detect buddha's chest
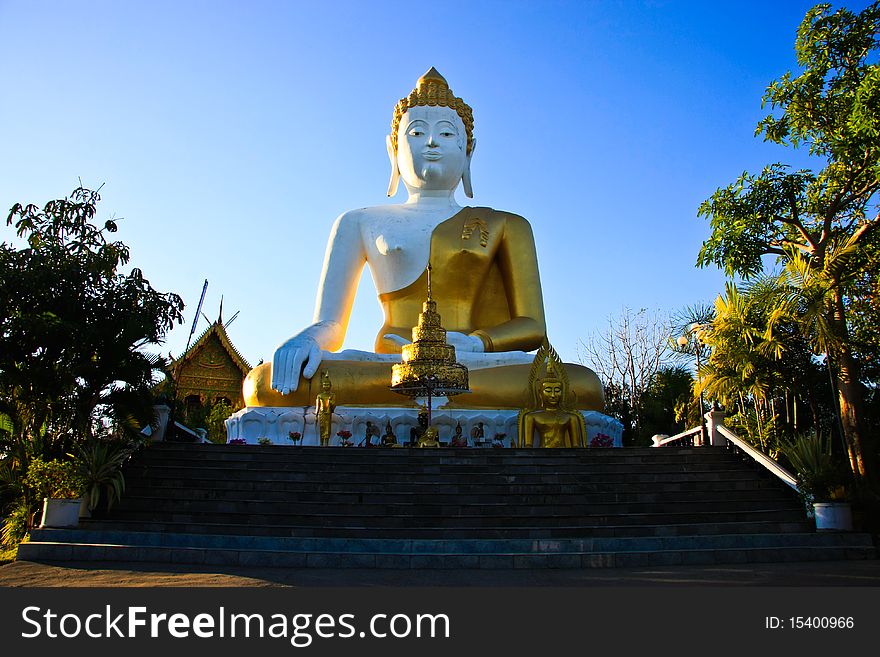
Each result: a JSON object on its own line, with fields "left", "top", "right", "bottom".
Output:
{"left": 362, "top": 210, "right": 501, "bottom": 292}
{"left": 365, "top": 216, "right": 434, "bottom": 263}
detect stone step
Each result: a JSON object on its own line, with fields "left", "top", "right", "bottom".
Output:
{"left": 125, "top": 464, "right": 771, "bottom": 483}
{"left": 18, "top": 529, "right": 875, "bottom": 569}
{"left": 113, "top": 494, "right": 801, "bottom": 517}
{"left": 126, "top": 472, "right": 779, "bottom": 494}
{"left": 88, "top": 506, "right": 806, "bottom": 528}
{"left": 27, "top": 527, "right": 873, "bottom": 554}
{"left": 131, "top": 451, "right": 743, "bottom": 467}
{"left": 140, "top": 444, "right": 733, "bottom": 460}
{"left": 134, "top": 448, "right": 742, "bottom": 466}
{"left": 124, "top": 484, "right": 793, "bottom": 505}
{"left": 74, "top": 518, "right": 814, "bottom": 539}
{"left": 126, "top": 478, "right": 793, "bottom": 499}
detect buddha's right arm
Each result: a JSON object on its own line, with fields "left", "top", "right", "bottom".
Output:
{"left": 271, "top": 212, "right": 366, "bottom": 394}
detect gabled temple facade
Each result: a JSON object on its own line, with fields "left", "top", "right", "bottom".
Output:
{"left": 169, "top": 321, "right": 251, "bottom": 411}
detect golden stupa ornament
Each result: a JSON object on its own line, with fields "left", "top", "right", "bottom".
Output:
{"left": 390, "top": 264, "right": 469, "bottom": 428}
{"left": 390, "top": 67, "right": 475, "bottom": 156}
{"left": 517, "top": 338, "right": 586, "bottom": 448}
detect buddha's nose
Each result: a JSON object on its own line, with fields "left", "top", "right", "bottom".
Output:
{"left": 427, "top": 133, "right": 438, "bottom": 147}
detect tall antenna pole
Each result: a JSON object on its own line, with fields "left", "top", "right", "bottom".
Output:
{"left": 184, "top": 279, "right": 209, "bottom": 356}
{"left": 171, "top": 279, "right": 209, "bottom": 413}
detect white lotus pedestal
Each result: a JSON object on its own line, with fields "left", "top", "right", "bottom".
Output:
{"left": 227, "top": 406, "right": 623, "bottom": 448}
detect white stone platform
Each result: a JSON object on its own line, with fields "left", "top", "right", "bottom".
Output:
{"left": 226, "top": 405, "right": 623, "bottom": 447}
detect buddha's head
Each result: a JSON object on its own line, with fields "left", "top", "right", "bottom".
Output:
{"left": 539, "top": 378, "right": 564, "bottom": 410}
{"left": 320, "top": 370, "right": 332, "bottom": 392}
{"left": 387, "top": 67, "right": 475, "bottom": 199}
{"left": 539, "top": 359, "right": 567, "bottom": 409}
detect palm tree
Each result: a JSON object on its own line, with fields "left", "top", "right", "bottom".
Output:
{"left": 748, "top": 244, "right": 863, "bottom": 477}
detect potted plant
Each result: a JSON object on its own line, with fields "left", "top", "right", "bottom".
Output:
{"left": 24, "top": 458, "right": 86, "bottom": 528}
{"left": 74, "top": 439, "right": 131, "bottom": 514}
{"left": 780, "top": 432, "right": 852, "bottom": 531}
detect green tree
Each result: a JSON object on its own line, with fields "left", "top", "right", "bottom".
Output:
{"left": 639, "top": 366, "right": 695, "bottom": 443}
{"left": 205, "top": 400, "right": 233, "bottom": 444}
{"left": 1, "top": 186, "right": 184, "bottom": 445}
{"left": 1, "top": 186, "right": 184, "bottom": 540}
{"left": 698, "top": 283, "right": 829, "bottom": 457}
{"left": 697, "top": 3, "right": 880, "bottom": 484}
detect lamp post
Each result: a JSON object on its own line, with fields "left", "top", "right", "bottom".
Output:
{"left": 678, "top": 326, "right": 708, "bottom": 447}
{"left": 421, "top": 373, "right": 439, "bottom": 428}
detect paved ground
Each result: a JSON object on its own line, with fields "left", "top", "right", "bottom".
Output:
{"left": 3, "top": 558, "right": 880, "bottom": 587}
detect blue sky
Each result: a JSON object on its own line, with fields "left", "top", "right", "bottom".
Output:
{"left": 0, "top": 0, "right": 859, "bottom": 366}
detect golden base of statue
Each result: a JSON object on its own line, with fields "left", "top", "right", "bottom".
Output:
{"left": 244, "top": 359, "right": 602, "bottom": 411}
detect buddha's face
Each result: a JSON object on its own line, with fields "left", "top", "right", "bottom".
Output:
{"left": 396, "top": 105, "right": 468, "bottom": 192}
{"left": 540, "top": 381, "right": 563, "bottom": 409}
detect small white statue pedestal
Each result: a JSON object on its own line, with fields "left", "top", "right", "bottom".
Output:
{"left": 226, "top": 405, "right": 623, "bottom": 447}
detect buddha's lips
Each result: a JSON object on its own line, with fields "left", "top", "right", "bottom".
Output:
{"left": 422, "top": 152, "right": 442, "bottom": 160}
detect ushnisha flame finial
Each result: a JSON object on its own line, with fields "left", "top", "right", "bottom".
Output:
{"left": 390, "top": 67, "right": 474, "bottom": 156}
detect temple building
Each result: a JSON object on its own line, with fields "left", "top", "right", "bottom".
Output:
{"left": 169, "top": 319, "right": 251, "bottom": 414}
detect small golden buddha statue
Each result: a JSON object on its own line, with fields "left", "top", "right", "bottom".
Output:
{"left": 517, "top": 341, "right": 587, "bottom": 448}
{"left": 418, "top": 426, "right": 441, "bottom": 448}
{"left": 314, "top": 370, "right": 336, "bottom": 446}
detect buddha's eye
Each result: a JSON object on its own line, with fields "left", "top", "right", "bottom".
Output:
{"left": 408, "top": 129, "right": 424, "bottom": 137}
{"left": 440, "top": 131, "right": 454, "bottom": 137}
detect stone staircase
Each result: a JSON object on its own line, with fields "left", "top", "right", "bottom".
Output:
{"left": 18, "top": 443, "right": 876, "bottom": 568}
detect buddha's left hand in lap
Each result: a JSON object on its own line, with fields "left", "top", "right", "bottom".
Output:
{"left": 382, "top": 331, "right": 484, "bottom": 353}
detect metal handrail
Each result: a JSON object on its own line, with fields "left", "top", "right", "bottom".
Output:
{"left": 652, "top": 426, "right": 701, "bottom": 447}
{"left": 717, "top": 425, "right": 800, "bottom": 492}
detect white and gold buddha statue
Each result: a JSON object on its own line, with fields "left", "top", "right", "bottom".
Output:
{"left": 241, "top": 67, "right": 603, "bottom": 413}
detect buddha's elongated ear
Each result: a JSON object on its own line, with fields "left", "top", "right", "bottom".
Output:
{"left": 462, "top": 138, "right": 476, "bottom": 198}
{"left": 386, "top": 134, "right": 400, "bottom": 197}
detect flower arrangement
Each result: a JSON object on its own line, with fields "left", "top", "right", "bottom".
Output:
{"left": 229, "top": 438, "right": 247, "bottom": 445}
{"left": 288, "top": 431, "right": 302, "bottom": 445}
{"left": 257, "top": 437, "right": 272, "bottom": 446}
{"left": 590, "top": 433, "right": 613, "bottom": 448}
{"left": 336, "top": 430, "right": 353, "bottom": 447}
{"left": 492, "top": 433, "right": 507, "bottom": 448}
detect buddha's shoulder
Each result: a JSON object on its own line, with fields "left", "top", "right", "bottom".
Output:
{"left": 468, "top": 206, "right": 532, "bottom": 226}
{"left": 467, "top": 207, "right": 535, "bottom": 237}
{"left": 331, "top": 204, "right": 420, "bottom": 224}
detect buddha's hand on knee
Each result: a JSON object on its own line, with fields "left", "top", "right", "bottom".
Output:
{"left": 271, "top": 335, "right": 322, "bottom": 395}
{"left": 447, "top": 332, "right": 484, "bottom": 352}
{"left": 382, "top": 334, "right": 410, "bottom": 350}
